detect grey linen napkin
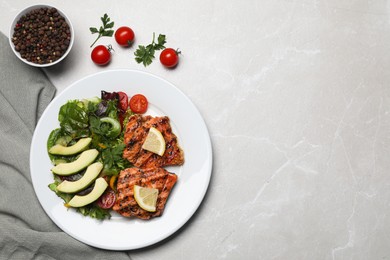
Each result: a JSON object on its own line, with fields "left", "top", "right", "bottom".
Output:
{"left": 0, "top": 32, "right": 131, "bottom": 259}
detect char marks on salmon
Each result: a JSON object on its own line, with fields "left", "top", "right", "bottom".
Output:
{"left": 113, "top": 167, "right": 178, "bottom": 219}
{"left": 123, "top": 114, "right": 184, "bottom": 168}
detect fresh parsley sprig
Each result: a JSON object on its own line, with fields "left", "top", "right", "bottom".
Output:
{"left": 89, "top": 13, "right": 115, "bottom": 48}
{"left": 134, "top": 33, "right": 166, "bottom": 66}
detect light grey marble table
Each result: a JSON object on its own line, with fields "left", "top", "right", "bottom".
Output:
{"left": 2, "top": 0, "right": 390, "bottom": 259}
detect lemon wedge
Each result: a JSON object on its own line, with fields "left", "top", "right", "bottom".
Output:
{"left": 142, "top": 127, "right": 166, "bottom": 156}
{"left": 133, "top": 185, "right": 159, "bottom": 212}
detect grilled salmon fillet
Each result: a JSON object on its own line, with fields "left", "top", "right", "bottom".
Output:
{"left": 113, "top": 167, "right": 178, "bottom": 219}
{"left": 123, "top": 115, "right": 184, "bottom": 168}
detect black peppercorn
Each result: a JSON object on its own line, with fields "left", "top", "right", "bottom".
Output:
{"left": 12, "top": 7, "right": 71, "bottom": 65}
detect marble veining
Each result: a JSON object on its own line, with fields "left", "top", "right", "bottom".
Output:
{"left": 2, "top": 0, "right": 390, "bottom": 259}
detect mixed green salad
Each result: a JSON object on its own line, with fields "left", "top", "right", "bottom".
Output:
{"left": 47, "top": 91, "right": 138, "bottom": 220}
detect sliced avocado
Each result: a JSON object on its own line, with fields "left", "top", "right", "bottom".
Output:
{"left": 67, "top": 177, "right": 108, "bottom": 207}
{"left": 56, "top": 162, "right": 103, "bottom": 193}
{"left": 51, "top": 149, "right": 99, "bottom": 176}
{"left": 49, "top": 137, "right": 92, "bottom": 155}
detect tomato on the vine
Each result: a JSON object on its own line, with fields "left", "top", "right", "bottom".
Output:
{"left": 115, "top": 26, "right": 135, "bottom": 47}
{"left": 91, "top": 45, "right": 112, "bottom": 65}
{"left": 129, "top": 94, "right": 148, "bottom": 114}
{"left": 160, "top": 48, "right": 180, "bottom": 68}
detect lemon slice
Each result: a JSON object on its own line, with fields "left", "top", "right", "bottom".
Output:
{"left": 133, "top": 185, "right": 159, "bottom": 212}
{"left": 142, "top": 127, "right": 166, "bottom": 156}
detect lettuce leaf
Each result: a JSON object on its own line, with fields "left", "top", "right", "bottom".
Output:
{"left": 58, "top": 100, "right": 90, "bottom": 138}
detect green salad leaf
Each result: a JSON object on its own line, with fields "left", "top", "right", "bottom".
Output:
{"left": 77, "top": 205, "right": 111, "bottom": 220}
{"left": 47, "top": 128, "right": 78, "bottom": 164}
{"left": 101, "top": 142, "right": 131, "bottom": 176}
{"left": 58, "top": 101, "right": 90, "bottom": 138}
{"left": 47, "top": 93, "right": 134, "bottom": 220}
{"left": 48, "top": 179, "right": 73, "bottom": 204}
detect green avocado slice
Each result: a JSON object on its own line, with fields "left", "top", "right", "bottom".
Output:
{"left": 67, "top": 177, "right": 108, "bottom": 207}
{"left": 56, "top": 162, "right": 103, "bottom": 193}
{"left": 49, "top": 137, "right": 92, "bottom": 155}
{"left": 51, "top": 149, "right": 99, "bottom": 176}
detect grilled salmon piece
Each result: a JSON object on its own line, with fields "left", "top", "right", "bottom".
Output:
{"left": 113, "top": 167, "right": 178, "bottom": 219}
{"left": 123, "top": 115, "right": 184, "bottom": 168}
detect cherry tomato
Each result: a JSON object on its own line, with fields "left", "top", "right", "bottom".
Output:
{"left": 118, "top": 113, "right": 126, "bottom": 129}
{"left": 160, "top": 48, "right": 180, "bottom": 68}
{"left": 115, "top": 26, "right": 135, "bottom": 47}
{"left": 129, "top": 94, "right": 148, "bottom": 114}
{"left": 91, "top": 45, "right": 112, "bottom": 65}
{"left": 117, "top": 91, "right": 129, "bottom": 112}
{"left": 97, "top": 188, "right": 116, "bottom": 209}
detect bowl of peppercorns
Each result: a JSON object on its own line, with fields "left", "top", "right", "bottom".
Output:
{"left": 9, "top": 4, "right": 74, "bottom": 67}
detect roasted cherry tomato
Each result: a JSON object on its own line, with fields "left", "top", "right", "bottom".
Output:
{"left": 117, "top": 91, "right": 129, "bottom": 112}
{"left": 97, "top": 188, "right": 116, "bottom": 209}
{"left": 160, "top": 48, "right": 180, "bottom": 68}
{"left": 129, "top": 94, "right": 148, "bottom": 114}
{"left": 91, "top": 45, "right": 112, "bottom": 65}
{"left": 115, "top": 26, "right": 135, "bottom": 47}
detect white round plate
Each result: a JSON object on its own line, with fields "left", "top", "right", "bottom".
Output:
{"left": 30, "top": 69, "right": 212, "bottom": 250}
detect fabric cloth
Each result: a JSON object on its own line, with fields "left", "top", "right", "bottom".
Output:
{"left": 0, "top": 32, "right": 131, "bottom": 259}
